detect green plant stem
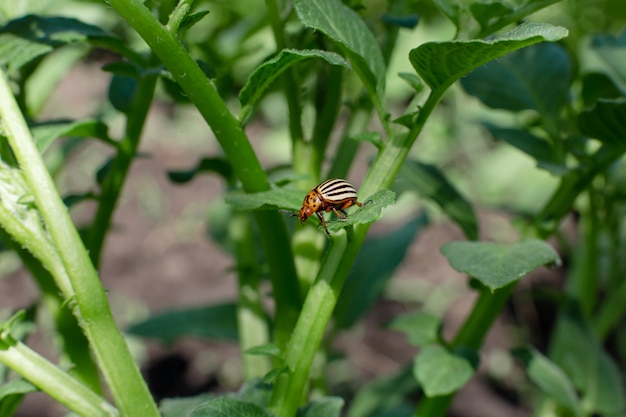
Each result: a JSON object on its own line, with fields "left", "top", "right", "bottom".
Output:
{"left": 326, "top": 101, "right": 372, "bottom": 179}
{"left": 264, "top": 0, "right": 309, "bottom": 181}
{"left": 0, "top": 341, "right": 117, "bottom": 417}
{"left": 269, "top": 230, "right": 351, "bottom": 417}
{"left": 104, "top": 0, "right": 301, "bottom": 346}
{"left": 271, "top": 90, "right": 440, "bottom": 417}
{"left": 593, "top": 275, "right": 626, "bottom": 339}
{"left": 88, "top": 62, "right": 158, "bottom": 268}
{"left": 0, "top": 69, "right": 160, "bottom": 417}
{"left": 230, "top": 211, "right": 271, "bottom": 380}
{"left": 310, "top": 65, "right": 343, "bottom": 178}
{"left": 567, "top": 193, "right": 599, "bottom": 315}
{"left": 533, "top": 144, "right": 626, "bottom": 238}
{"left": 414, "top": 283, "right": 516, "bottom": 417}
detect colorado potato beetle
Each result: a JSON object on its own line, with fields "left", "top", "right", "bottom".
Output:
{"left": 295, "top": 178, "right": 365, "bottom": 236}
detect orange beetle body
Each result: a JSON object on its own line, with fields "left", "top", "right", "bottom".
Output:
{"left": 297, "top": 178, "right": 364, "bottom": 236}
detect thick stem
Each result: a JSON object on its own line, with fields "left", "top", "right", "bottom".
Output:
{"left": 0, "top": 69, "right": 159, "bottom": 417}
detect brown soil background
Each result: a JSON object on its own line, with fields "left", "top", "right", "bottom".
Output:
{"left": 0, "top": 63, "right": 562, "bottom": 417}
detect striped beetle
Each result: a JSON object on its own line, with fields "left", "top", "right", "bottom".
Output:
{"left": 294, "top": 178, "right": 365, "bottom": 236}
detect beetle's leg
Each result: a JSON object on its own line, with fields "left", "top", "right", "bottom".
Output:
{"left": 316, "top": 212, "right": 331, "bottom": 236}
{"left": 332, "top": 207, "right": 348, "bottom": 221}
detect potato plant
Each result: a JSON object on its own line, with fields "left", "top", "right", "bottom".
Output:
{"left": 0, "top": 0, "right": 624, "bottom": 417}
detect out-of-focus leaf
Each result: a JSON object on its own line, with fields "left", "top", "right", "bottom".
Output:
{"left": 581, "top": 73, "right": 624, "bottom": 107}
{"left": 381, "top": 14, "right": 419, "bottom": 29}
{"left": 180, "top": 11, "right": 211, "bottom": 33}
{"left": 388, "top": 311, "right": 441, "bottom": 347}
{"left": 294, "top": 0, "right": 386, "bottom": 100}
{"left": 63, "top": 192, "right": 96, "bottom": 209}
{"left": 299, "top": 397, "right": 344, "bottom": 417}
{"left": 96, "top": 157, "right": 114, "bottom": 186}
{"left": 410, "top": 22, "right": 568, "bottom": 95}
{"left": 398, "top": 72, "right": 424, "bottom": 94}
{"left": 126, "top": 303, "right": 238, "bottom": 343}
{"left": 591, "top": 30, "right": 626, "bottom": 84}
{"left": 483, "top": 124, "right": 568, "bottom": 175}
{"left": 513, "top": 347, "right": 581, "bottom": 417}
{"left": 431, "top": 0, "right": 460, "bottom": 28}
{"left": 577, "top": 99, "right": 626, "bottom": 146}
{"left": 441, "top": 239, "right": 560, "bottom": 291}
{"left": 160, "top": 394, "right": 215, "bottom": 417}
{"left": 188, "top": 397, "right": 274, "bottom": 417}
{"left": 168, "top": 157, "right": 233, "bottom": 183}
{"left": 245, "top": 344, "right": 283, "bottom": 362}
{"left": 470, "top": 2, "right": 513, "bottom": 31}
{"left": 239, "top": 49, "right": 350, "bottom": 109}
{"left": 347, "top": 366, "right": 417, "bottom": 417}
{"left": 108, "top": 74, "right": 137, "bottom": 114}
{"left": 0, "top": 15, "right": 133, "bottom": 74}
{"left": 551, "top": 304, "right": 625, "bottom": 416}
{"left": 0, "top": 379, "right": 36, "bottom": 416}
{"left": 413, "top": 345, "right": 475, "bottom": 396}
{"left": 31, "top": 119, "right": 114, "bottom": 152}
{"left": 461, "top": 42, "right": 571, "bottom": 119}
{"left": 397, "top": 160, "right": 478, "bottom": 240}
{"left": 334, "top": 214, "right": 427, "bottom": 328}
{"left": 470, "top": 0, "right": 562, "bottom": 36}
{"left": 349, "top": 132, "right": 383, "bottom": 149}
{"left": 236, "top": 380, "right": 273, "bottom": 409}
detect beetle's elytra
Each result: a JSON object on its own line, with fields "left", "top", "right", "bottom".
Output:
{"left": 295, "top": 178, "right": 364, "bottom": 236}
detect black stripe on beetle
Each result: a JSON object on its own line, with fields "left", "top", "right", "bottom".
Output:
{"left": 293, "top": 178, "right": 364, "bottom": 237}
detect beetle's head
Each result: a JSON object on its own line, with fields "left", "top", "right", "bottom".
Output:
{"left": 297, "top": 205, "right": 313, "bottom": 223}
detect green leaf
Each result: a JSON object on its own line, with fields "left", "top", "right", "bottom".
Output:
{"left": 470, "top": 0, "right": 562, "bottom": 37}
{"left": 0, "top": 379, "right": 36, "bottom": 416}
{"left": 160, "top": 394, "right": 216, "bottom": 417}
{"left": 397, "top": 160, "right": 478, "bottom": 240}
{"left": 577, "top": 99, "right": 626, "bottom": 146}
{"left": 551, "top": 304, "right": 625, "bottom": 415}
{"left": 189, "top": 397, "right": 275, "bottom": 417}
{"left": 239, "top": 49, "right": 350, "bottom": 109}
{"left": 388, "top": 311, "right": 441, "bottom": 347}
{"left": 299, "top": 397, "right": 344, "bottom": 417}
{"left": 334, "top": 214, "right": 427, "bottom": 329}
{"left": 441, "top": 239, "right": 560, "bottom": 291}
{"left": 410, "top": 22, "right": 568, "bottom": 95}
{"left": 326, "top": 189, "right": 396, "bottom": 232}
{"left": 108, "top": 74, "right": 137, "bottom": 114}
{"left": 236, "top": 380, "right": 273, "bottom": 408}
{"left": 126, "top": 303, "right": 238, "bottom": 343}
{"left": 398, "top": 72, "right": 424, "bottom": 94}
{"left": 294, "top": 0, "right": 386, "bottom": 100}
{"left": 225, "top": 187, "right": 304, "bottom": 211}
{"left": 513, "top": 347, "right": 581, "bottom": 417}
{"left": 347, "top": 366, "right": 417, "bottom": 417}
{"left": 470, "top": 2, "right": 513, "bottom": 31}
{"left": 349, "top": 132, "right": 383, "bottom": 149}
{"left": 245, "top": 344, "right": 283, "bottom": 362}
{"left": 262, "top": 366, "right": 289, "bottom": 385}
{"left": 581, "top": 73, "right": 624, "bottom": 107}
{"left": 460, "top": 42, "right": 571, "bottom": 118}
{"left": 180, "top": 11, "right": 211, "bottom": 33}
{"left": 413, "top": 345, "right": 475, "bottom": 397}
{"left": 483, "top": 124, "right": 568, "bottom": 175}
{"left": 431, "top": 0, "right": 460, "bottom": 28}
{"left": 0, "top": 15, "right": 117, "bottom": 74}
{"left": 31, "top": 119, "right": 114, "bottom": 153}
{"left": 168, "top": 157, "right": 233, "bottom": 183}
{"left": 591, "top": 30, "right": 626, "bottom": 84}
